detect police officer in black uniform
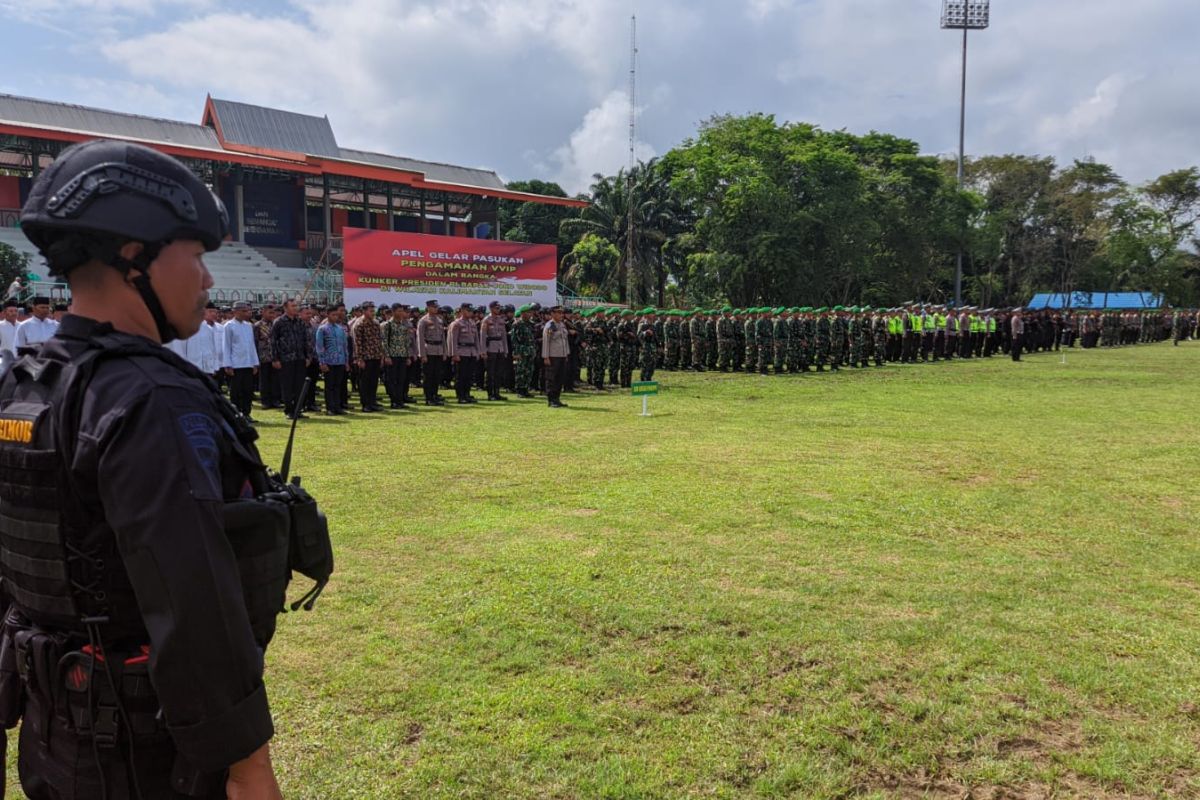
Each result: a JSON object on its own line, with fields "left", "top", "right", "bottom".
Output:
{"left": 0, "top": 140, "right": 331, "bottom": 799}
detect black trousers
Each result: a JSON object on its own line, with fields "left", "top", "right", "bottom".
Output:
{"left": 423, "top": 356, "right": 444, "bottom": 403}
{"left": 229, "top": 367, "right": 255, "bottom": 416}
{"left": 279, "top": 360, "right": 307, "bottom": 415}
{"left": 546, "top": 356, "right": 569, "bottom": 403}
{"left": 454, "top": 357, "right": 476, "bottom": 400}
{"left": 323, "top": 364, "right": 346, "bottom": 412}
{"left": 385, "top": 359, "right": 410, "bottom": 405}
{"left": 486, "top": 352, "right": 505, "bottom": 398}
{"left": 359, "top": 358, "right": 381, "bottom": 409}
{"left": 258, "top": 360, "right": 280, "bottom": 408}
{"left": 1011, "top": 335, "right": 1022, "bottom": 361}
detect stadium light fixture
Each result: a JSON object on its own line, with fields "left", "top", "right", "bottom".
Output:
{"left": 941, "top": 0, "right": 990, "bottom": 307}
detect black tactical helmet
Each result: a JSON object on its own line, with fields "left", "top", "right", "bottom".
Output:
{"left": 21, "top": 139, "right": 228, "bottom": 274}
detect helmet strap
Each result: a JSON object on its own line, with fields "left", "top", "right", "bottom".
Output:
{"left": 111, "top": 243, "right": 180, "bottom": 344}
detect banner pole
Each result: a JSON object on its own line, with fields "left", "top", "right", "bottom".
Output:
{"left": 641, "top": 395, "right": 650, "bottom": 417}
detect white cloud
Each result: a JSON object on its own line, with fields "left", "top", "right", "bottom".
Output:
{"left": 551, "top": 90, "right": 656, "bottom": 194}
{"left": 1036, "top": 73, "right": 1134, "bottom": 144}
{"left": 3, "top": 0, "right": 1194, "bottom": 194}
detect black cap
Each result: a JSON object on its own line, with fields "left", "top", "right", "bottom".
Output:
{"left": 53, "top": 304, "right": 69, "bottom": 312}
{"left": 204, "top": 301, "right": 217, "bottom": 310}
{"left": 31, "top": 296, "right": 50, "bottom": 305}
{"left": 2, "top": 299, "right": 18, "bottom": 309}
{"left": 426, "top": 299, "right": 439, "bottom": 307}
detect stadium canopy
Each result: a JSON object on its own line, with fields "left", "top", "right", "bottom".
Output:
{"left": 1026, "top": 291, "right": 1163, "bottom": 310}
{"left": 0, "top": 92, "right": 586, "bottom": 253}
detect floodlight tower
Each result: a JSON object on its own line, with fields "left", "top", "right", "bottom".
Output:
{"left": 941, "top": 0, "right": 989, "bottom": 307}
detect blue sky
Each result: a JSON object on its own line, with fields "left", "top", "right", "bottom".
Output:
{"left": 1, "top": 0, "right": 1196, "bottom": 194}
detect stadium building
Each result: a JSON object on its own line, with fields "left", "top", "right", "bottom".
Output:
{"left": 0, "top": 93, "right": 585, "bottom": 304}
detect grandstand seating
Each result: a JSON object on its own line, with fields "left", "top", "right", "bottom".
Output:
{"left": 0, "top": 226, "right": 316, "bottom": 303}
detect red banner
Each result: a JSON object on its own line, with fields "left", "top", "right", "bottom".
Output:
{"left": 343, "top": 228, "right": 556, "bottom": 290}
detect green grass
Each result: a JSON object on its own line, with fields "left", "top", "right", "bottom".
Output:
{"left": 15, "top": 344, "right": 1200, "bottom": 798}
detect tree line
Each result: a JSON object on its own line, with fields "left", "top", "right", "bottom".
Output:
{"left": 499, "top": 114, "right": 1200, "bottom": 308}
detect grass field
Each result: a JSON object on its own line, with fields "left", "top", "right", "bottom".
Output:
{"left": 14, "top": 344, "right": 1200, "bottom": 799}
{"left": 245, "top": 342, "right": 1200, "bottom": 799}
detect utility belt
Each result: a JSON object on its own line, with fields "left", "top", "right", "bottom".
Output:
{"left": 0, "top": 609, "right": 160, "bottom": 745}
{"left": 456, "top": 341, "right": 476, "bottom": 348}
{"left": 486, "top": 337, "right": 503, "bottom": 343}
{"left": 423, "top": 339, "right": 443, "bottom": 345}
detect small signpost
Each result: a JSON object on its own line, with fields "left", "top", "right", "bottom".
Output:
{"left": 631, "top": 381, "right": 658, "bottom": 416}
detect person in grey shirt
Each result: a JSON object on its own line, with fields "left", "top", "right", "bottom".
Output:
{"left": 1010, "top": 308, "right": 1025, "bottom": 362}
{"left": 542, "top": 305, "right": 571, "bottom": 408}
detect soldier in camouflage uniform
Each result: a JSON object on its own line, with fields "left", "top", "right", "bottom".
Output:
{"left": 688, "top": 310, "right": 707, "bottom": 371}
{"left": 653, "top": 313, "right": 666, "bottom": 367}
{"left": 785, "top": 308, "right": 801, "bottom": 373}
{"left": 872, "top": 309, "right": 888, "bottom": 367}
{"left": 755, "top": 308, "right": 773, "bottom": 374}
{"left": 732, "top": 310, "right": 746, "bottom": 371}
{"left": 853, "top": 307, "right": 871, "bottom": 368}
{"left": 744, "top": 310, "right": 758, "bottom": 373}
{"left": 608, "top": 312, "right": 622, "bottom": 384}
{"left": 511, "top": 304, "right": 538, "bottom": 397}
{"left": 638, "top": 309, "right": 659, "bottom": 381}
{"left": 772, "top": 307, "right": 789, "bottom": 373}
{"left": 704, "top": 311, "right": 718, "bottom": 370}
{"left": 716, "top": 306, "right": 736, "bottom": 371}
{"left": 815, "top": 307, "right": 835, "bottom": 371}
{"left": 617, "top": 309, "right": 638, "bottom": 387}
{"left": 830, "top": 306, "right": 847, "bottom": 368}
{"left": 678, "top": 310, "right": 691, "bottom": 371}
{"left": 585, "top": 308, "right": 610, "bottom": 389}
{"left": 663, "top": 311, "right": 680, "bottom": 369}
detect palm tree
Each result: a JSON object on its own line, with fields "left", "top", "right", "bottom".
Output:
{"left": 560, "top": 159, "right": 684, "bottom": 305}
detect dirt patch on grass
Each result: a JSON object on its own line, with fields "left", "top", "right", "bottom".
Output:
{"left": 569, "top": 507, "right": 600, "bottom": 517}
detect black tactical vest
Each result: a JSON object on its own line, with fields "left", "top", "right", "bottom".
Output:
{"left": 0, "top": 331, "right": 329, "bottom": 648}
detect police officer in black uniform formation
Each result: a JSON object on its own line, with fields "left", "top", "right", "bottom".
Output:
{"left": 0, "top": 140, "right": 333, "bottom": 798}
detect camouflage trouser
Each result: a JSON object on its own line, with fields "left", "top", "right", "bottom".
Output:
{"left": 610, "top": 345, "right": 621, "bottom": 384}
{"left": 717, "top": 339, "right": 734, "bottom": 370}
{"left": 691, "top": 340, "right": 706, "bottom": 368}
{"left": 665, "top": 341, "right": 679, "bottom": 370}
{"left": 773, "top": 341, "right": 787, "bottom": 372}
{"left": 815, "top": 337, "right": 830, "bottom": 368}
{"left": 874, "top": 334, "right": 887, "bottom": 365}
{"left": 830, "top": 338, "right": 844, "bottom": 367}
{"left": 757, "top": 343, "right": 772, "bottom": 372}
{"left": 620, "top": 344, "right": 637, "bottom": 387}
{"left": 733, "top": 339, "right": 744, "bottom": 369}
{"left": 786, "top": 340, "right": 800, "bottom": 372}
{"left": 797, "top": 339, "right": 811, "bottom": 370}
{"left": 852, "top": 338, "right": 866, "bottom": 366}
{"left": 589, "top": 346, "right": 607, "bottom": 387}
{"left": 744, "top": 342, "right": 757, "bottom": 372}
{"left": 640, "top": 346, "right": 656, "bottom": 382}
{"left": 515, "top": 350, "right": 536, "bottom": 393}
{"left": 706, "top": 341, "right": 717, "bottom": 369}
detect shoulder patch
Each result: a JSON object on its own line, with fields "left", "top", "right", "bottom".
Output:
{"left": 178, "top": 412, "right": 219, "bottom": 473}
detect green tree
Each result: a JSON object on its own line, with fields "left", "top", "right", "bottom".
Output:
{"left": 0, "top": 242, "right": 30, "bottom": 297}
{"left": 560, "top": 233, "right": 620, "bottom": 298}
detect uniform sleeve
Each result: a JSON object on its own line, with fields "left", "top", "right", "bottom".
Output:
{"left": 416, "top": 319, "right": 427, "bottom": 358}
{"left": 93, "top": 387, "right": 272, "bottom": 772}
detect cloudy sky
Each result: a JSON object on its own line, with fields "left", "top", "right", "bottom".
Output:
{"left": 1, "top": 0, "right": 1196, "bottom": 194}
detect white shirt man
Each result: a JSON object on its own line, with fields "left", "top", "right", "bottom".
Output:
{"left": 182, "top": 304, "right": 222, "bottom": 374}
{"left": 222, "top": 307, "right": 259, "bottom": 371}
{"left": 14, "top": 297, "right": 57, "bottom": 350}
{"left": 0, "top": 301, "right": 20, "bottom": 355}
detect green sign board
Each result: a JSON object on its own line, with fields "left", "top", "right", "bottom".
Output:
{"left": 631, "top": 381, "right": 659, "bottom": 396}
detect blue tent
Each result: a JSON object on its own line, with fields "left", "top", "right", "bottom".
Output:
{"left": 1026, "top": 291, "right": 1162, "bottom": 310}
